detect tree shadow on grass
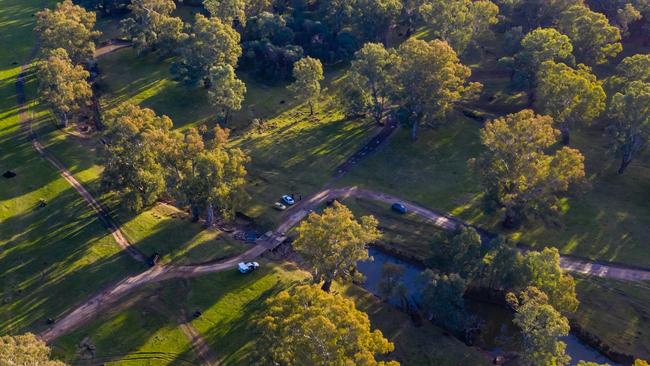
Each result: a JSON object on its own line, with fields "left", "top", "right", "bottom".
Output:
{"left": 0, "top": 183, "right": 145, "bottom": 334}
{"left": 52, "top": 283, "right": 199, "bottom": 366}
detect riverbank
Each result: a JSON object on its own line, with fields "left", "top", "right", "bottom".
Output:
{"left": 357, "top": 246, "right": 620, "bottom": 365}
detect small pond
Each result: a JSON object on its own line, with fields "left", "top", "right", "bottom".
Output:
{"left": 357, "top": 247, "right": 619, "bottom": 366}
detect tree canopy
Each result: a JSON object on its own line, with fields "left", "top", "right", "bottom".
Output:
{"left": 0, "top": 333, "right": 67, "bottom": 366}
{"left": 393, "top": 38, "right": 480, "bottom": 139}
{"left": 524, "top": 247, "right": 580, "bottom": 314}
{"left": 557, "top": 4, "right": 623, "bottom": 65}
{"left": 508, "top": 287, "right": 571, "bottom": 366}
{"left": 514, "top": 28, "right": 574, "bottom": 88}
{"left": 35, "top": 0, "right": 101, "bottom": 64}
{"left": 419, "top": 0, "right": 499, "bottom": 54}
{"left": 607, "top": 80, "right": 650, "bottom": 174}
{"left": 256, "top": 285, "right": 398, "bottom": 365}
{"left": 101, "top": 103, "right": 172, "bottom": 211}
{"left": 288, "top": 56, "right": 324, "bottom": 115}
{"left": 121, "top": 0, "right": 187, "bottom": 55}
{"left": 177, "top": 126, "right": 249, "bottom": 223}
{"left": 293, "top": 201, "right": 380, "bottom": 292}
{"left": 419, "top": 270, "right": 468, "bottom": 334}
{"left": 204, "top": 0, "right": 247, "bottom": 26}
{"left": 208, "top": 64, "right": 247, "bottom": 124}
{"left": 605, "top": 53, "right": 650, "bottom": 95}
{"left": 535, "top": 61, "right": 606, "bottom": 144}
{"left": 476, "top": 109, "right": 586, "bottom": 227}
{"left": 346, "top": 43, "right": 398, "bottom": 124}
{"left": 429, "top": 226, "right": 483, "bottom": 279}
{"left": 37, "top": 48, "right": 93, "bottom": 127}
{"left": 171, "top": 13, "right": 242, "bottom": 86}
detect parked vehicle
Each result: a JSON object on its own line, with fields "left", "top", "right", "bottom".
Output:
{"left": 391, "top": 203, "right": 407, "bottom": 214}
{"left": 238, "top": 261, "right": 260, "bottom": 273}
{"left": 281, "top": 195, "right": 295, "bottom": 205}
{"left": 273, "top": 202, "right": 287, "bottom": 211}
{"left": 147, "top": 252, "right": 160, "bottom": 267}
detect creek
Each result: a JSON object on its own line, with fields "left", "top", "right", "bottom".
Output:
{"left": 356, "top": 246, "right": 619, "bottom": 366}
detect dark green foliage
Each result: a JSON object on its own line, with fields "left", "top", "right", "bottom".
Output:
{"left": 428, "top": 226, "right": 482, "bottom": 279}
{"left": 419, "top": 270, "right": 468, "bottom": 334}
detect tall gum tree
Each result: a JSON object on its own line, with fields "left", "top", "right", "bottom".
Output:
{"left": 607, "top": 80, "right": 650, "bottom": 174}
{"left": 474, "top": 110, "right": 586, "bottom": 228}
{"left": 288, "top": 56, "right": 324, "bottom": 115}
{"left": 293, "top": 202, "right": 380, "bottom": 292}
{"left": 393, "top": 38, "right": 480, "bottom": 140}
{"left": 121, "top": 0, "right": 187, "bottom": 55}
{"left": 535, "top": 61, "right": 606, "bottom": 144}
{"left": 171, "top": 13, "right": 242, "bottom": 86}
{"left": 256, "top": 285, "right": 399, "bottom": 365}
{"left": 35, "top": 0, "right": 101, "bottom": 65}
{"left": 557, "top": 4, "right": 622, "bottom": 65}
{"left": 37, "top": 48, "right": 93, "bottom": 128}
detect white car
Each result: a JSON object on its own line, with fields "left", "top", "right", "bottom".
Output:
{"left": 238, "top": 261, "right": 260, "bottom": 273}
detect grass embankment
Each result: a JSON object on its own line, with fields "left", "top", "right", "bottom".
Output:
{"left": 573, "top": 276, "right": 650, "bottom": 360}
{"left": 53, "top": 262, "right": 489, "bottom": 365}
{"left": 341, "top": 197, "right": 444, "bottom": 262}
{"left": 336, "top": 187, "right": 650, "bottom": 362}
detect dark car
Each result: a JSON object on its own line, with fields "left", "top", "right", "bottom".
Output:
{"left": 147, "top": 253, "right": 160, "bottom": 267}
{"left": 391, "top": 203, "right": 407, "bottom": 214}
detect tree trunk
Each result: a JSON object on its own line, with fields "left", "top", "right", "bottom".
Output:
{"left": 618, "top": 154, "right": 633, "bottom": 174}
{"left": 309, "top": 101, "right": 314, "bottom": 115}
{"left": 224, "top": 108, "right": 230, "bottom": 125}
{"left": 191, "top": 205, "right": 200, "bottom": 222}
{"left": 411, "top": 120, "right": 419, "bottom": 141}
{"left": 61, "top": 111, "right": 69, "bottom": 128}
{"left": 321, "top": 279, "right": 332, "bottom": 292}
{"left": 205, "top": 203, "right": 214, "bottom": 227}
{"left": 374, "top": 104, "right": 384, "bottom": 126}
{"left": 503, "top": 207, "right": 522, "bottom": 229}
{"left": 559, "top": 122, "right": 570, "bottom": 145}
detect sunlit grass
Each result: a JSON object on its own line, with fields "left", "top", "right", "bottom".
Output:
{"left": 53, "top": 262, "right": 490, "bottom": 365}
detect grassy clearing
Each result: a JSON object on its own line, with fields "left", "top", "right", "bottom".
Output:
{"left": 337, "top": 117, "right": 486, "bottom": 223}
{"left": 573, "top": 276, "right": 650, "bottom": 360}
{"left": 53, "top": 262, "right": 489, "bottom": 365}
{"left": 339, "top": 98, "right": 650, "bottom": 268}
{"left": 52, "top": 285, "right": 198, "bottom": 365}
{"left": 119, "top": 203, "right": 248, "bottom": 265}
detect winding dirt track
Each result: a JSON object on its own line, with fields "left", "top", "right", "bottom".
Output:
{"left": 16, "top": 41, "right": 650, "bottom": 345}
{"left": 17, "top": 71, "right": 146, "bottom": 262}
{"left": 36, "top": 187, "right": 650, "bottom": 342}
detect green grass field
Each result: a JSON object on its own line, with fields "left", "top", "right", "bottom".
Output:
{"left": 0, "top": 0, "right": 146, "bottom": 335}
{"left": 52, "top": 262, "right": 489, "bottom": 365}
{"left": 338, "top": 111, "right": 650, "bottom": 267}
